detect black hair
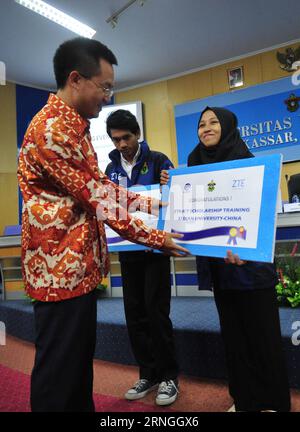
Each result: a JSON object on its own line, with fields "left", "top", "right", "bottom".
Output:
{"left": 106, "top": 109, "right": 140, "bottom": 137}
{"left": 53, "top": 37, "right": 118, "bottom": 89}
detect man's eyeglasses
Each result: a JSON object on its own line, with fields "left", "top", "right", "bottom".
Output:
{"left": 111, "top": 134, "right": 133, "bottom": 144}
{"left": 79, "top": 73, "right": 114, "bottom": 98}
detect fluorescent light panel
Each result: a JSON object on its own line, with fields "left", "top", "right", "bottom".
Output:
{"left": 15, "top": 0, "right": 96, "bottom": 38}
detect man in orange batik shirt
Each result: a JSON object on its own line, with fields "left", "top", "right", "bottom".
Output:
{"left": 17, "top": 37, "right": 188, "bottom": 412}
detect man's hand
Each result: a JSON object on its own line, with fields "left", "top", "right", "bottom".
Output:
{"left": 161, "top": 232, "right": 190, "bottom": 257}
{"left": 225, "top": 250, "right": 246, "bottom": 266}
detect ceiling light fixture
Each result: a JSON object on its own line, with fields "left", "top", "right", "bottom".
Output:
{"left": 15, "top": 0, "right": 96, "bottom": 39}
{"left": 106, "top": 0, "right": 147, "bottom": 29}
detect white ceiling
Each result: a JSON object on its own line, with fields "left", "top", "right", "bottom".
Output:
{"left": 1, "top": 0, "right": 300, "bottom": 91}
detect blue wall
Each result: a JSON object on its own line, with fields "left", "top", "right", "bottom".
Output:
{"left": 16, "top": 84, "right": 49, "bottom": 223}
{"left": 175, "top": 76, "right": 300, "bottom": 166}
{"left": 16, "top": 84, "right": 49, "bottom": 150}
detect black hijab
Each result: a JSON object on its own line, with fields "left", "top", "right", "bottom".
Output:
{"left": 187, "top": 106, "right": 253, "bottom": 167}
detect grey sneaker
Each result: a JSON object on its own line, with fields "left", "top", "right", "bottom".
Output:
{"left": 155, "top": 379, "right": 179, "bottom": 406}
{"left": 125, "top": 379, "right": 158, "bottom": 400}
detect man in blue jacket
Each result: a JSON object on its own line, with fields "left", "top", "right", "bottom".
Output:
{"left": 105, "top": 109, "right": 179, "bottom": 406}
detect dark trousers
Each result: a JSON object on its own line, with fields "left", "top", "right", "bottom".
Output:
{"left": 120, "top": 253, "right": 178, "bottom": 382}
{"left": 31, "top": 289, "right": 97, "bottom": 412}
{"left": 213, "top": 287, "right": 291, "bottom": 412}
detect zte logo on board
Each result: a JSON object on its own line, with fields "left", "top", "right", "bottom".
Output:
{"left": 232, "top": 179, "right": 246, "bottom": 189}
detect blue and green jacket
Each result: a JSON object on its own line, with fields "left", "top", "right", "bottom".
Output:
{"left": 105, "top": 141, "right": 173, "bottom": 187}
{"left": 105, "top": 141, "right": 173, "bottom": 261}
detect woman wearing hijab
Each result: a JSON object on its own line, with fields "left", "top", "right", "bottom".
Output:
{"left": 161, "top": 107, "right": 291, "bottom": 412}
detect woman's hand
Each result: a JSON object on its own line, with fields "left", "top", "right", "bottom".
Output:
{"left": 225, "top": 250, "right": 246, "bottom": 266}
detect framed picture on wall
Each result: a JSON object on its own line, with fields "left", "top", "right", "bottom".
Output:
{"left": 227, "top": 66, "right": 244, "bottom": 89}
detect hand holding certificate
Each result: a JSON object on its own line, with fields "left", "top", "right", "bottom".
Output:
{"left": 159, "top": 154, "right": 282, "bottom": 263}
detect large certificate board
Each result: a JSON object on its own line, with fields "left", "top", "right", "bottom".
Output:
{"left": 159, "top": 154, "right": 282, "bottom": 262}
{"left": 105, "top": 184, "right": 160, "bottom": 252}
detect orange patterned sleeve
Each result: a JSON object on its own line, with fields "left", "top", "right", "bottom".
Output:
{"left": 30, "top": 125, "right": 166, "bottom": 250}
